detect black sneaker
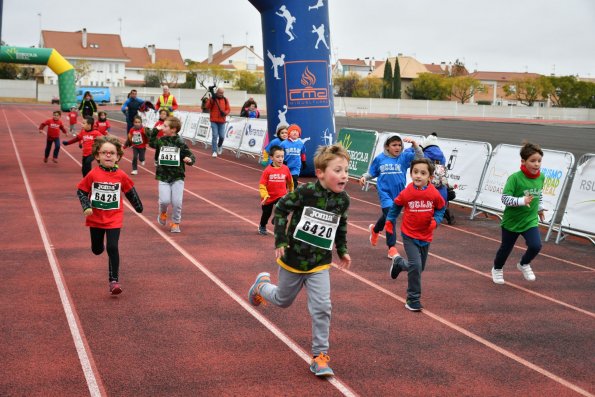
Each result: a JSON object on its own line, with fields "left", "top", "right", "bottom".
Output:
{"left": 258, "top": 226, "right": 267, "bottom": 235}
{"left": 390, "top": 256, "right": 406, "bottom": 279}
{"left": 405, "top": 300, "right": 423, "bottom": 311}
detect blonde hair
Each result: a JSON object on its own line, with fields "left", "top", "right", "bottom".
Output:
{"left": 313, "top": 144, "right": 350, "bottom": 171}
{"left": 165, "top": 116, "right": 182, "bottom": 133}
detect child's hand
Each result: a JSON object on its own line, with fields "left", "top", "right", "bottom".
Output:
{"left": 524, "top": 194, "right": 534, "bottom": 206}
{"left": 275, "top": 246, "right": 285, "bottom": 258}
{"left": 385, "top": 220, "right": 394, "bottom": 235}
{"left": 39, "top": 130, "right": 44, "bottom": 134}
{"left": 336, "top": 253, "right": 351, "bottom": 270}
{"left": 183, "top": 157, "right": 192, "bottom": 164}
{"left": 538, "top": 209, "right": 547, "bottom": 222}
{"left": 402, "top": 137, "right": 417, "bottom": 146}
{"left": 430, "top": 218, "right": 437, "bottom": 230}
{"left": 83, "top": 208, "right": 93, "bottom": 216}
{"left": 260, "top": 197, "right": 269, "bottom": 206}
{"left": 358, "top": 176, "right": 366, "bottom": 186}
{"left": 62, "top": 140, "right": 68, "bottom": 145}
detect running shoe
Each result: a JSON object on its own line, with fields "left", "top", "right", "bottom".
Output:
{"left": 368, "top": 224, "right": 379, "bottom": 246}
{"left": 517, "top": 263, "right": 536, "bottom": 281}
{"left": 310, "top": 353, "right": 334, "bottom": 377}
{"left": 248, "top": 272, "right": 270, "bottom": 306}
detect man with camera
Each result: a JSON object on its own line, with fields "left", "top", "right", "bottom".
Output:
{"left": 205, "top": 86, "right": 230, "bottom": 157}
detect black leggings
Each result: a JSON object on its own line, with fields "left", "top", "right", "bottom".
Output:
{"left": 82, "top": 155, "right": 95, "bottom": 177}
{"left": 260, "top": 198, "right": 280, "bottom": 227}
{"left": 90, "top": 227, "right": 121, "bottom": 282}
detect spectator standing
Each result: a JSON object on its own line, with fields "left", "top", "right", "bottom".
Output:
{"left": 155, "top": 85, "right": 178, "bottom": 115}
{"left": 121, "top": 89, "right": 145, "bottom": 133}
{"left": 205, "top": 87, "right": 230, "bottom": 158}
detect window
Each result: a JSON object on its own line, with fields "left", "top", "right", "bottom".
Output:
{"left": 109, "top": 64, "right": 113, "bottom": 73}
{"left": 115, "top": 64, "right": 119, "bottom": 73}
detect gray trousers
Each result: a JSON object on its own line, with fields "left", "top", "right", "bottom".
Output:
{"left": 260, "top": 267, "right": 331, "bottom": 356}
{"left": 158, "top": 180, "right": 184, "bottom": 223}
{"left": 402, "top": 234, "right": 430, "bottom": 303}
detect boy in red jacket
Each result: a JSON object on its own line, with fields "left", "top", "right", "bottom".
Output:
{"left": 385, "top": 159, "right": 446, "bottom": 312}
{"left": 258, "top": 145, "right": 294, "bottom": 235}
{"left": 39, "top": 110, "right": 68, "bottom": 163}
{"left": 63, "top": 116, "right": 105, "bottom": 176}
{"left": 68, "top": 107, "right": 78, "bottom": 136}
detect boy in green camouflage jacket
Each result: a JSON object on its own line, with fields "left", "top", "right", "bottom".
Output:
{"left": 248, "top": 144, "right": 351, "bottom": 377}
{"left": 148, "top": 116, "right": 195, "bottom": 233}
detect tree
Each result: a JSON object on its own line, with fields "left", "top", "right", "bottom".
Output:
{"left": 354, "top": 76, "right": 383, "bottom": 98}
{"left": 72, "top": 60, "right": 92, "bottom": 85}
{"left": 191, "top": 63, "right": 234, "bottom": 90}
{"left": 144, "top": 74, "right": 161, "bottom": 87}
{"left": 18, "top": 66, "right": 37, "bottom": 80}
{"left": 382, "top": 59, "right": 392, "bottom": 98}
{"left": 234, "top": 70, "right": 265, "bottom": 94}
{"left": 0, "top": 63, "right": 19, "bottom": 79}
{"left": 446, "top": 75, "right": 483, "bottom": 104}
{"left": 334, "top": 73, "right": 360, "bottom": 97}
{"left": 143, "top": 59, "right": 184, "bottom": 86}
{"left": 545, "top": 76, "right": 595, "bottom": 108}
{"left": 405, "top": 73, "right": 449, "bottom": 100}
{"left": 392, "top": 58, "right": 401, "bottom": 99}
{"left": 503, "top": 76, "right": 549, "bottom": 106}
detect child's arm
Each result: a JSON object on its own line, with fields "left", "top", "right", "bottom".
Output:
{"left": 147, "top": 127, "right": 158, "bottom": 148}
{"left": 181, "top": 143, "right": 195, "bottom": 165}
{"left": 273, "top": 190, "right": 298, "bottom": 249}
{"left": 359, "top": 157, "right": 378, "bottom": 186}
{"left": 384, "top": 202, "right": 403, "bottom": 234}
{"left": 287, "top": 170, "right": 295, "bottom": 192}
{"left": 38, "top": 120, "right": 48, "bottom": 133}
{"left": 124, "top": 187, "right": 143, "bottom": 213}
{"left": 62, "top": 135, "right": 80, "bottom": 146}
{"left": 77, "top": 189, "right": 93, "bottom": 216}
{"left": 60, "top": 123, "right": 68, "bottom": 135}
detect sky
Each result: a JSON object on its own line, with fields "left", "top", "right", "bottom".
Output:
{"left": 2, "top": 0, "right": 594, "bottom": 78}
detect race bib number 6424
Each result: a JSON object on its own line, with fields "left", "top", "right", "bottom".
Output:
{"left": 293, "top": 206, "right": 341, "bottom": 250}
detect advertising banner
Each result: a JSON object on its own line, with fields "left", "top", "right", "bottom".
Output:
{"left": 336, "top": 128, "right": 377, "bottom": 179}
{"left": 140, "top": 109, "right": 159, "bottom": 129}
{"left": 475, "top": 144, "right": 573, "bottom": 224}
{"left": 559, "top": 154, "right": 595, "bottom": 235}
{"left": 221, "top": 117, "right": 246, "bottom": 151}
{"left": 180, "top": 113, "right": 202, "bottom": 141}
{"left": 239, "top": 118, "right": 268, "bottom": 155}
{"left": 194, "top": 114, "right": 212, "bottom": 144}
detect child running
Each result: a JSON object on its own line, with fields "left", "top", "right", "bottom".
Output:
{"left": 63, "top": 116, "right": 106, "bottom": 176}
{"left": 359, "top": 134, "right": 423, "bottom": 261}
{"left": 248, "top": 144, "right": 351, "bottom": 377}
{"left": 76, "top": 135, "right": 143, "bottom": 295}
{"left": 124, "top": 115, "right": 148, "bottom": 175}
{"left": 68, "top": 106, "right": 78, "bottom": 136}
{"left": 39, "top": 110, "right": 68, "bottom": 163}
{"left": 491, "top": 142, "right": 545, "bottom": 284}
{"left": 258, "top": 145, "right": 294, "bottom": 235}
{"left": 261, "top": 124, "right": 288, "bottom": 165}
{"left": 385, "top": 158, "right": 446, "bottom": 312}
{"left": 151, "top": 109, "right": 170, "bottom": 165}
{"left": 93, "top": 111, "right": 112, "bottom": 135}
{"left": 280, "top": 124, "right": 306, "bottom": 187}
{"left": 148, "top": 116, "right": 195, "bottom": 233}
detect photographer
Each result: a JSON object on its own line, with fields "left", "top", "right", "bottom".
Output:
{"left": 205, "top": 86, "right": 230, "bottom": 157}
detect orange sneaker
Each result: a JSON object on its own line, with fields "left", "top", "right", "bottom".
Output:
{"left": 248, "top": 272, "right": 271, "bottom": 306}
{"left": 157, "top": 212, "right": 167, "bottom": 225}
{"left": 310, "top": 353, "right": 334, "bottom": 376}
{"left": 368, "top": 224, "right": 379, "bottom": 246}
{"left": 170, "top": 223, "right": 181, "bottom": 233}
{"left": 387, "top": 246, "right": 399, "bottom": 259}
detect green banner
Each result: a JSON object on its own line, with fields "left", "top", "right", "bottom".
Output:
{"left": 336, "top": 128, "right": 377, "bottom": 178}
{"left": 0, "top": 46, "right": 52, "bottom": 65}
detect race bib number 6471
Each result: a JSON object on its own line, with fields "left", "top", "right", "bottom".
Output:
{"left": 293, "top": 207, "right": 341, "bottom": 250}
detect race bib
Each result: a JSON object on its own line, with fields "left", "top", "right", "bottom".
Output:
{"left": 158, "top": 146, "right": 180, "bottom": 166}
{"left": 91, "top": 182, "right": 121, "bottom": 210}
{"left": 131, "top": 132, "right": 143, "bottom": 145}
{"left": 293, "top": 207, "right": 340, "bottom": 250}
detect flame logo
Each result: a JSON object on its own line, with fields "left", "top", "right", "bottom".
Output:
{"left": 300, "top": 66, "right": 316, "bottom": 87}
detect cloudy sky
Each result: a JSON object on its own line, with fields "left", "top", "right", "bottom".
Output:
{"left": 2, "top": 0, "right": 594, "bottom": 77}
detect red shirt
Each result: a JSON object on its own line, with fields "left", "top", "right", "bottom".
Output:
{"left": 259, "top": 164, "right": 293, "bottom": 204}
{"left": 94, "top": 120, "right": 111, "bottom": 134}
{"left": 66, "top": 129, "right": 104, "bottom": 156}
{"left": 68, "top": 111, "right": 78, "bottom": 125}
{"left": 77, "top": 167, "right": 134, "bottom": 229}
{"left": 39, "top": 119, "right": 67, "bottom": 139}
{"left": 128, "top": 127, "right": 148, "bottom": 148}
{"left": 154, "top": 120, "right": 165, "bottom": 139}
{"left": 395, "top": 183, "right": 445, "bottom": 242}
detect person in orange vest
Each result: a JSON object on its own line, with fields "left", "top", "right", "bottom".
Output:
{"left": 155, "top": 85, "right": 178, "bottom": 115}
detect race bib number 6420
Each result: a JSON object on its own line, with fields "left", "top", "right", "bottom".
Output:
{"left": 293, "top": 206, "right": 341, "bottom": 250}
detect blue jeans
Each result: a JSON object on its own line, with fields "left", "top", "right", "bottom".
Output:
{"left": 44, "top": 137, "right": 60, "bottom": 159}
{"left": 210, "top": 122, "right": 226, "bottom": 153}
{"left": 493, "top": 226, "right": 542, "bottom": 269}
{"left": 402, "top": 234, "right": 430, "bottom": 303}
{"left": 373, "top": 207, "right": 397, "bottom": 248}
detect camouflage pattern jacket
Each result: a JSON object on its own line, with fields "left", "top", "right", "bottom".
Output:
{"left": 148, "top": 130, "right": 195, "bottom": 183}
{"left": 274, "top": 180, "right": 350, "bottom": 272}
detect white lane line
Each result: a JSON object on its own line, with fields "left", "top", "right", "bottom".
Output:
{"left": 4, "top": 109, "right": 105, "bottom": 397}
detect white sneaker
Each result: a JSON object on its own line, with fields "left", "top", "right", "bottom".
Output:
{"left": 217, "top": 146, "right": 223, "bottom": 155}
{"left": 131, "top": 170, "right": 138, "bottom": 175}
{"left": 491, "top": 268, "right": 504, "bottom": 284}
{"left": 141, "top": 161, "right": 145, "bottom": 166}
{"left": 211, "top": 152, "right": 217, "bottom": 158}
{"left": 517, "top": 263, "right": 536, "bottom": 281}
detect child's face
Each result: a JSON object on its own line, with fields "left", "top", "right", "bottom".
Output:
{"left": 278, "top": 129, "right": 288, "bottom": 140}
{"left": 82, "top": 120, "right": 92, "bottom": 130}
{"left": 411, "top": 163, "right": 432, "bottom": 188}
{"left": 162, "top": 121, "right": 177, "bottom": 136}
{"left": 159, "top": 111, "right": 168, "bottom": 120}
{"left": 99, "top": 114, "right": 106, "bottom": 121}
{"left": 386, "top": 139, "right": 403, "bottom": 156}
{"left": 133, "top": 119, "right": 142, "bottom": 128}
{"left": 522, "top": 152, "right": 542, "bottom": 175}
{"left": 289, "top": 129, "right": 300, "bottom": 140}
{"left": 249, "top": 104, "right": 256, "bottom": 110}
{"left": 52, "top": 113, "right": 60, "bottom": 120}
{"left": 95, "top": 142, "right": 119, "bottom": 167}
{"left": 316, "top": 157, "right": 349, "bottom": 193}
{"left": 271, "top": 150, "right": 284, "bottom": 167}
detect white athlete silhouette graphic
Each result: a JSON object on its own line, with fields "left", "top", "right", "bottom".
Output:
{"left": 322, "top": 128, "right": 333, "bottom": 146}
{"left": 267, "top": 50, "right": 285, "bottom": 80}
{"left": 312, "top": 24, "right": 329, "bottom": 49}
{"left": 277, "top": 105, "right": 289, "bottom": 129}
{"left": 276, "top": 5, "right": 297, "bottom": 41}
{"left": 308, "top": 0, "right": 324, "bottom": 11}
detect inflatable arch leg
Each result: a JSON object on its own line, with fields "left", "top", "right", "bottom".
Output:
{"left": 249, "top": 0, "right": 335, "bottom": 176}
{"left": 0, "top": 46, "right": 77, "bottom": 111}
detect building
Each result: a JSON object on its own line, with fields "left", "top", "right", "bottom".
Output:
{"left": 369, "top": 55, "right": 429, "bottom": 99}
{"left": 199, "top": 43, "right": 264, "bottom": 88}
{"left": 334, "top": 58, "right": 383, "bottom": 78}
{"left": 40, "top": 29, "right": 186, "bottom": 88}
{"left": 470, "top": 71, "right": 542, "bottom": 105}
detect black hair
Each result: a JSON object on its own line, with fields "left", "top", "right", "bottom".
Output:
{"left": 385, "top": 135, "right": 403, "bottom": 146}
{"left": 269, "top": 145, "right": 284, "bottom": 157}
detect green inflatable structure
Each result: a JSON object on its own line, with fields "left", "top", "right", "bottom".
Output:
{"left": 0, "top": 46, "right": 77, "bottom": 111}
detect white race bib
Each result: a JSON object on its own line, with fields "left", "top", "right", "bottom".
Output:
{"left": 158, "top": 146, "right": 180, "bottom": 166}
{"left": 131, "top": 131, "right": 143, "bottom": 145}
{"left": 91, "top": 182, "right": 121, "bottom": 210}
{"left": 293, "top": 206, "right": 340, "bottom": 250}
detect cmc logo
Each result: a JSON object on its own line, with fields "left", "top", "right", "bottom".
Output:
{"left": 285, "top": 60, "right": 329, "bottom": 109}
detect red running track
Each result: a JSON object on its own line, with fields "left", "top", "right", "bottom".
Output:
{"left": 1, "top": 103, "right": 593, "bottom": 397}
